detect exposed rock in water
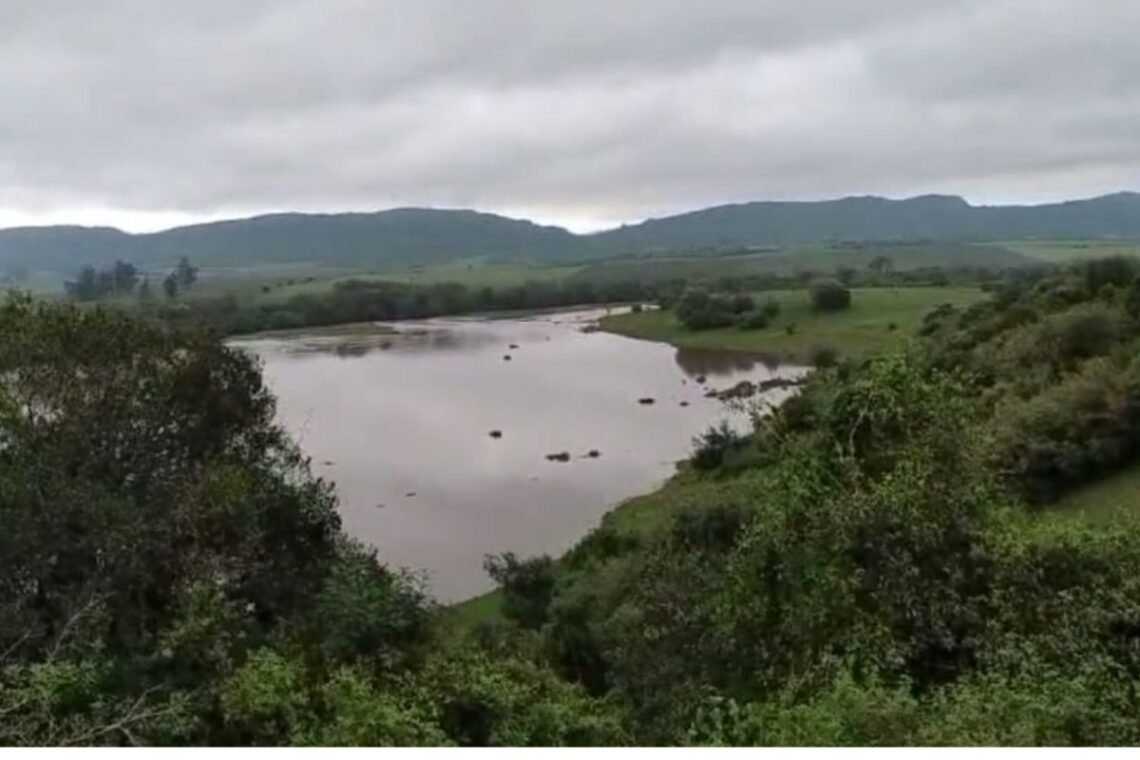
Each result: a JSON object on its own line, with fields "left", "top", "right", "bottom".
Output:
{"left": 717, "top": 380, "right": 757, "bottom": 401}
{"left": 545, "top": 452, "right": 571, "bottom": 462}
{"left": 638, "top": 397, "right": 656, "bottom": 405}
{"left": 503, "top": 354, "right": 512, "bottom": 361}
{"left": 580, "top": 324, "right": 601, "bottom": 333}
{"left": 695, "top": 375, "right": 707, "bottom": 384}
{"left": 756, "top": 376, "right": 803, "bottom": 393}
{"left": 374, "top": 503, "right": 386, "bottom": 510}
{"left": 585, "top": 450, "right": 601, "bottom": 459}
{"left": 509, "top": 343, "right": 520, "bottom": 349}
{"left": 405, "top": 491, "right": 417, "bottom": 497}
{"left": 322, "top": 460, "right": 335, "bottom": 466}
{"left": 680, "top": 401, "right": 690, "bottom": 407}
{"left": 489, "top": 430, "right": 503, "bottom": 439}
{"left": 707, "top": 376, "right": 805, "bottom": 401}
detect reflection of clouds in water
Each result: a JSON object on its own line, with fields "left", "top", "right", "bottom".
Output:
{"left": 242, "top": 306, "right": 805, "bottom": 601}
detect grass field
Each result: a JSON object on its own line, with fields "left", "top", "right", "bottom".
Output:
{"left": 995, "top": 240, "right": 1140, "bottom": 264}
{"left": 600, "top": 286, "right": 987, "bottom": 362}
{"left": 574, "top": 243, "right": 1033, "bottom": 285}
{"left": 1052, "top": 465, "right": 1140, "bottom": 523}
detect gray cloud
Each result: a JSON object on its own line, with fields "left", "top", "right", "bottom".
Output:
{"left": 0, "top": 0, "right": 1136, "bottom": 229}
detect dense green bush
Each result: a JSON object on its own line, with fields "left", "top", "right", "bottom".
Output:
{"left": 809, "top": 279, "right": 852, "bottom": 311}
{"left": 676, "top": 288, "right": 757, "bottom": 331}
{"left": 675, "top": 288, "right": 734, "bottom": 330}
{"left": 483, "top": 553, "right": 557, "bottom": 630}
{"left": 810, "top": 345, "right": 839, "bottom": 368}
{"left": 736, "top": 311, "right": 770, "bottom": 330}
{"left": 991, "top": 355, "right": 1140, "bottom": 503}
{"left": 691, "top": 422, "right": 746, "bottom": 471}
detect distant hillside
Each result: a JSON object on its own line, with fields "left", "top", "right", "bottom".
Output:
{"left": 0, "top": 209, "right": 581, "bottom": 272}
{"left": 1, "top": 193, "right": 1138, "bottom": 272}
{"left": 589, "top": 192, "right": 1140, "bottom": 253}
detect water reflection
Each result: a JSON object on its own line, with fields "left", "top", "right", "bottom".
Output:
{"left": 233, "top": 308, "right": 807, "bottom": 602}
{"left": 673, "top": 347, "right": 781, "bottom": 378}
{"left": 275, "top": 325, "right": 498, "bottom": 358}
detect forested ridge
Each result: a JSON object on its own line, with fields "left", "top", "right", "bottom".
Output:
{"left": 6, "top": 255, "right": 1140, "bottom": 745}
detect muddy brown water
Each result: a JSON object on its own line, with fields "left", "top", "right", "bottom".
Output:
{"left": 231, "top": 307, "right": 807, "bottom": 601}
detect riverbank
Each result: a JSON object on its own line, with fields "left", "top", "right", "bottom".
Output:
{"left": 450, "top": 463, "right": 728, "bottom": 628}
{"left": 451, "top": 286, "right": 989, "bottom": 626}
{"left": 598, "top": 286, "right": 987, "bottom": 363}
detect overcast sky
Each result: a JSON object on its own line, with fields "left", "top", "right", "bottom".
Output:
{"left": 0, "top": 0, "right": 1137, "bottom": 232}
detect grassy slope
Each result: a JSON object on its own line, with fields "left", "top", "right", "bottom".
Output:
{"left": 1052, "top": 465, "right": 1140, "bottom": 523}
{"left": 575, "top": 243, "right": 1033, "bottom": 285}
{"left": 600, "top": 287, "right": 987, "bottom": 363}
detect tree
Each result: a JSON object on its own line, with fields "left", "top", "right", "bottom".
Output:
{"left": 676, "top": 287, "right": 737, "bottom": 330}
{"left": 137, "top": 276, "right": 153, "bottom": 301}
{"left": 163, "top": 272, "right": 180, "bottom": 299}
{"left": 64, "top": 265, "right": 100, "bottom": 301}
{"left": 484, "top": 553, "right": 556, "bottom": 630}
{"left": 63, "top": 261, "right": 140, "bottom": 300}
{"left": 111, "top": 260, "right": 139, "bottom": 296}
{"left": 0, "top": 295, "right": 433, "bottom": 746}
{"left": 176, "top": 257, "right": 199, "bottom": 291}
{"left": 868, "top": 256, "right": 894, "bottom": 277}
{"left": 809, "top": 279, "right": 852, "bottom": 311}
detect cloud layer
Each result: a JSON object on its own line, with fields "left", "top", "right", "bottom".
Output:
{"left": 0, "top": 0, "right": 1137, "bottom": 230}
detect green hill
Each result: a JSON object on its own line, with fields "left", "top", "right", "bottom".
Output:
{"left": 2, "top": 193, "right": 1139, "bottom": 274}
{"left": 592, "top": 192, "right": 1140, "bottom": 253}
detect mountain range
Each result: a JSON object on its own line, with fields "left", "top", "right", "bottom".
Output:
{"left": 2, "top": 192, "right": 1138, "bottom": 272}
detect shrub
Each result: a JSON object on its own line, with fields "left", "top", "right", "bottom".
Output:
{"left": 762, "top": 299, "right": 781, "bottom": 319}
{"left": 810, "top": 279, "right": 852, "bottom": 312}
{"left": 676, "top": 288, "right": 736, "bottom": 330}
{"left": 729, "top": 293, "right": 756, "bottom": 314}
{"left": 811, "top": 345, "right": 840, "bottom": 368}
{"left": 990, "top": 355, "right": 1140, "bottom": 503}
{"left": 1084, "top": 256, "right": 1139, "bottom": 295}
{"left": 737, "top": 311, "right": 770, "bottom": 330}
{"left": 691, "top": 422, "right": 745, "bottom": 471}
{"left": 483, "top": 553, "right": 556, "bottom": 630}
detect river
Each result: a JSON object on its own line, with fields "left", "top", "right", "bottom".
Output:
{"left": 231, "top": 307, "right": 807, "bottom": 601}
